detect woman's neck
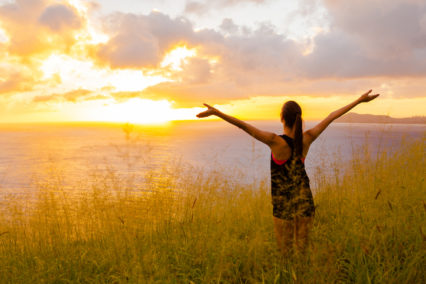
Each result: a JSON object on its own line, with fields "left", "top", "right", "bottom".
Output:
{"left": 283, "top": 125, "right": 295, "bottom": 138}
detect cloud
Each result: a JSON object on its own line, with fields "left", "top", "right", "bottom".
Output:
{"left": 185, "top": 0, "right": 268, "bottom": 14}
{"left": 38, "top": 4, "right": 82, "bottom": 32}
{"left": 0, "top": 72, "right": 31, "bottom": 94}
{"left": 220, "top": 18, "right": 239, "bottom": 34}
{"left": 298, "top": 0, "right": 426, "bottom": 78}
{"left": 86, "top": 4, "right": 426, "bottom": 104}
{"left": 301, "top": 31, "right": 426, "bottom": 78}
{"left": 140, "top": 81, "right": 247, "bottom": 105}
{"left": 0, "top": 62, "right": 37, "bottom": 95}
{"left": 94, "top": 13, "right": 300, "bottom": 89}
{"left": 323, "top": 0, "right": 426, "bottom": 58}
{"left": 33, "top": 89, "right": 93, "bottom": 103}
{"left": 0, "top": 0, "right": 85, "bottom": 57}
{"left": 181, "top": 57, "right": 212, "bottom": 84}
{"left": 95, "top": 4, "right": 426, "bottom": 80}
{"left": 95, "top": 12, "right": 195, "bottom": 68}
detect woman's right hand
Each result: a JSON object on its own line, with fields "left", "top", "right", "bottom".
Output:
{"left": 358, "top": 89, "right": 380, "bottom": 103}
{"left": 196, "top": 103, "right": 219, "bottom": 118}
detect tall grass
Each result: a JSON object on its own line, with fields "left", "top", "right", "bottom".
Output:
{"left": 0, "top": 135, "right": 424, "bottom": 283}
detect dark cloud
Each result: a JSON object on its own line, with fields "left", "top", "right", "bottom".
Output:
{"left": 299, "top": 0, "right": 426, "bottom": 78}
{"left": 95, "top": 13, "right": 300, "bottom": 78}
{"left": 301, "top": 31, "right": 426, "bottom": 78}
{"left": 90, "top": 3, "right": 426, "bottom": 103}
{"left": 38, "top": 4, "right": 82, "bottom": 32}
{"left": 95, "top": 12, "right": 195, "bottom": 68}
{"left": 220, "top": 18, "right": 239, "bottom": 35}
{"left": 97, "top": 32, "right": 160, "bottom": 68}
{"left": 99, "top": 3, "right": 426, "bottom": 80}
{"left": 181, "top": 57, "right": 212, "bottom": 84}
{"left": 323, "top": 0, "right": 426, "bottom": 58}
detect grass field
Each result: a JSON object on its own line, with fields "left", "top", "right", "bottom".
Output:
{"left": 0, "top": 136, "right": 425, "bottom": 283}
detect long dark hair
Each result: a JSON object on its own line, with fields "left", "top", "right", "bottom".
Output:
{"left": 280, "top": 101, "right": 303, "bottom": 157}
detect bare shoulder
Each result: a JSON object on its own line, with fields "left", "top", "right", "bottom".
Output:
{"left": 303, "top": 130, "right": 315, "bottom": 145}
{"left": 269, "top": 133, "right": 289, "bottom": 149}
{"left": 270, "top": 133, "right": 286, "bottom": 147}
{"left": 302, "top": 131, "right": 314, "bottom": 157}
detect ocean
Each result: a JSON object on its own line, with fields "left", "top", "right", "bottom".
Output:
{"left": 0, "top": 121, "right": 424, "bottom": 198}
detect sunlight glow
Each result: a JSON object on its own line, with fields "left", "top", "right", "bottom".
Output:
{"left": 75, "top": 23, "right": 110, "bottom": 45}
{"left": 161, "top": 45, "right": 197, "bottom": 71}
{"left": 40, "top": 54, "right": 169, "bottom": 92}
{"left": 99, "top": 99, "right": 174, "bottom": 124}
{"left": 69, "top": 0, "right": 110, "bottom": 45}
{"left": 0, "top": 27, "right": 9, "bottom": 43}
{"left": 67, "top": 0, "right": 89, "bottom": 14}
{"left": 82, "top": 98, "right": 204, "bottom": 124}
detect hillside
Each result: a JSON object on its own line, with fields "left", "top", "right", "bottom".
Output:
{"left": 336, "top": 112, "right": 426, "bottom": 124}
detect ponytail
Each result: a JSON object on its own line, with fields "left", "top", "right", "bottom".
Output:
{"left": 281, "top": 100, "right": 303, "bottom": 158}
{"left": 294, "top": 114, "right": 303, "bottom": 158}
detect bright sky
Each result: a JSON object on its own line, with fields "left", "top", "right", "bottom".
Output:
{"left": 0, "top": 0, "right": 425, "bottom": 123}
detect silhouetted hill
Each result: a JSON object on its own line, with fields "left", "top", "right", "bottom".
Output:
{"left": 336, "top": 113, "right": 426, "bottom": 124}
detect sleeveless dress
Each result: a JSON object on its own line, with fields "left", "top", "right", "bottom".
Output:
{"left": 270, "top": 135, "right": 315, "bottom": 220}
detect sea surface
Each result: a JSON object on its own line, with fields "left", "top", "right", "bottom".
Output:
{"left": 0, "top": 121, "right": 424, "bottom": 198}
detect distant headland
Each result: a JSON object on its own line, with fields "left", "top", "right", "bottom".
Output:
{"left": 336, "top": 113, "right": 426, "bottom": 124}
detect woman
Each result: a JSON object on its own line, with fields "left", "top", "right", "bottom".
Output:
{"left": 196, "top": 90, "right": 379, "bottom": 255}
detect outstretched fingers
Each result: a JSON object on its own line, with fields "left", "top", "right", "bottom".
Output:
{"left": 197, "top": 103, "right": 217, "bottom": 118}
{"left": 360, "top": 90, "right": 380, "bottom": 103}
{"left": 367, "top": 93, "right": 380, "bottom": 102}
{"left": 363, "top": 89, "right": 372, "bottom": 96}
{"left": 196, "top": 111, "right": 206, "bottom": 118}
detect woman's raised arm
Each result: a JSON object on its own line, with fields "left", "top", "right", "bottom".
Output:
{"left": 197, "top": 104, "right": 280, "bottom": 147}
{"left": 305, "top": 90, "right": 379, "bottom": 144}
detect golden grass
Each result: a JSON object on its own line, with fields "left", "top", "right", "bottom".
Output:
{"left": 0, "top": 135, "right": 424, "bottom": 283}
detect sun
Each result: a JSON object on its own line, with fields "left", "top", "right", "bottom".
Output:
{"left": 94, "top": 99, "right": 176, "bottom": 124}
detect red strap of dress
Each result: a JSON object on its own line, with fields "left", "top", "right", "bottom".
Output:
{"left": 271, "top": 153, "right": 287, "bottom": 165}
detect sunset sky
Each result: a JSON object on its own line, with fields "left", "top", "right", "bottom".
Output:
{"left": 0, "top": 0, "right": 425, "bottom": 123}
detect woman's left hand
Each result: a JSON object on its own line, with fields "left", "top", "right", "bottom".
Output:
{"left": 358, "top": 89, "right": 380, "bottom": 103}
{"left": 196, "top": 103, "right": 219, "bottom": 118}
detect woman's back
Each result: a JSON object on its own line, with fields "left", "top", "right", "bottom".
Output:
{"left": 270, "top": 134, "right": 314, "bottom": 220}
{"left": 270, "top": 131, "right": 313, "bottom": 162}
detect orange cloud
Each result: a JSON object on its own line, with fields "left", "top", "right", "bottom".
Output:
{"left": 33, "top": 89, "right": 93, "bottom": 103}
{"left": 0, "top": 60, "right": 39, "bottom": 95}
{"left": 0, "top": 0, "right": 86, "bottom": 58}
